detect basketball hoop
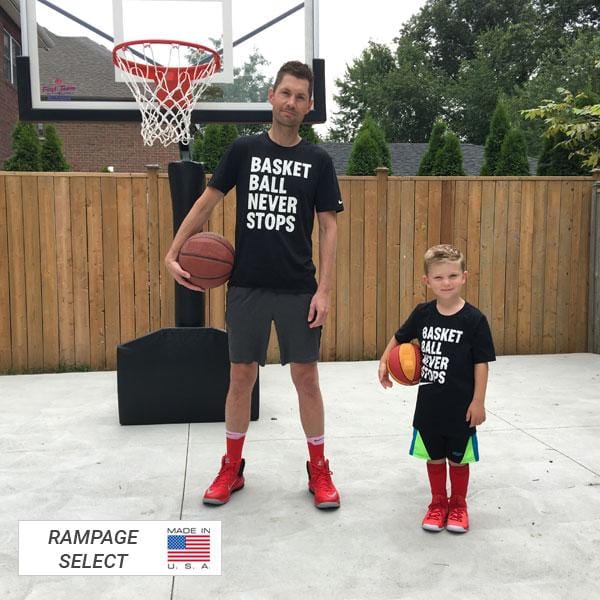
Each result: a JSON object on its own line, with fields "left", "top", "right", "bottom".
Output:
{"left": 112, "top": 39, "right": 221, "bottom": 147}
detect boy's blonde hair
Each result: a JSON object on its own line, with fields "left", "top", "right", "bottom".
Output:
{"left": 424, "top": 244, "right": 465, "bottom": 274}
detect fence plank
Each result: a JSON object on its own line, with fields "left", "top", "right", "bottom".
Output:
{"left": 504, "top": 181, "right": 521, "bottom": 354}
{"left": 133, "top": 177, "right": 149, "bottom": 338}
{"left": 556, "top": 181, "right": 574, "bottom": 352}
{"left": 577, "top": 182, "right": 592, "bottom": 350}
{"left": 478, "top": 181, "right": 495, "bottom": 327}
{"left": 101, "top": 177, "right": 120, "bottom": 369}
{"left": 530, "top": 181, "right": 547, "bottom": 354}
{"left": 147, "top": 172, "right": 161, "bottom": 333}
{"left": 38, "top": 176, "right": 60, "bottom": 369}
{"left": 363, "top": 180, "right": 377, "bottom": 359}
{"left": 543, "top": 181, "right": 561, "bottom": 353}
{"left": 349, "top": 180, "right": 365, "bottom": 360}
{"left": 426, "top": 179, "right": 442, "bottom": 302}
{"left": 55, "top": 176, "right": 75, "bottom": 367}
{"left": 376, "top": 169, "right": 389, "bottom": 354}
{"left": 568, "top": 181, "right": 586, "bottom": 351}
{"left": 117, "top": 177, "right": 135, "bottom": 344}
{"left": 86, "top": 177, "right": 106, "bottom": 369}
{"left": 21, "top": 176, "right": 43, "bottom": 370}
{"left": 516, "top": 181, "right": 534, "bottom": 354}
{"left": 466, "top": 181, "right": 482, "bottom": 307}
{"left": 400, "top": 179, "right": 415, "bottom": 324}
{"left": 69, "top": 177, "right": 90, "bottom": 368}
{"left": 440, "top": 179, "right": 454, "bottom": 244}
{"left": 336, "top": 179, "right": 351, "bottom": 360}
{"left": 386, "top": 180, "right": 401, "bottom": 338}
{"left": 0, "top": 177, "right": 12, "bottom": 372}
{"left": 491, "top": 181, "right": 508, "bottom": 354}
{"left": 413, "top": 180, "right": 429, "bottom": 305}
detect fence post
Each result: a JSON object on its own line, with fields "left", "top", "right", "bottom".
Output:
{"left": 376, "top": 167, "right": 389, "bottom": 355}
{"left": 589, "top": 169, "right": 600, "bottom": 353}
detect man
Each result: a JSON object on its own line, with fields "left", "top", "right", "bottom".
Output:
{"left": 165, "top": 61, "right": 343, "bottom": 509}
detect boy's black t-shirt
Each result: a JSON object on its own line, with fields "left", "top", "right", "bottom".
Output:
{"left": 394, "top": 301, "right": 496, "bottom": 435}
{"left": 208, "top": 133, "right": 343, "bottom": 293}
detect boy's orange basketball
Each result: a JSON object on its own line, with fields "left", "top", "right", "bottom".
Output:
{"left": 387, "top": 342, "right": 421, "bottom": 386}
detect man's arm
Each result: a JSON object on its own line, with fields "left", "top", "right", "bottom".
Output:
{"left": 164, "top": 186, "right": 225, "bottom": 291}
{"left": 308, "top": 210, "right": 337, "bottom": 328}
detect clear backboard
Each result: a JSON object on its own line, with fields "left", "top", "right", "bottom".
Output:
{"left": 17, "top": 0, "right": 324, "bottom": 123}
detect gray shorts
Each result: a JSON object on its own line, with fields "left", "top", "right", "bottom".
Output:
{"left": 225, "top": 286, "right": 321, "bottom": 366}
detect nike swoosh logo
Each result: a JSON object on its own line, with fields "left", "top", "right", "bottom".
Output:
{"left": 419, "top": 382, "right": 435, "bottom": 386}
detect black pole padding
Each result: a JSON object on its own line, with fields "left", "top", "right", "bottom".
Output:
{"left": 168, "top": 160, "right": 206, "bottom": 327}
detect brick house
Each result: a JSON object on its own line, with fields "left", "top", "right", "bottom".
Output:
{"left": 0, "top": 0, "right": 178, "bottom": 172}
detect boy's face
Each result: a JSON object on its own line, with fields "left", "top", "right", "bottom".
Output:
{"left": 268, "top": 74, "right": 313, "bottom": 130}
{"left": 423, "top": 260, "right": 466, "bottom": 301}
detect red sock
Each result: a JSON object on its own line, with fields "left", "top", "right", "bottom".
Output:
{"left": 427, "top": 462, "right": 447, "bottom": 499}
{"left": 225, "top": 431, "right": 246, "bottom": 462}
{"left": 307, "top": 434, "right": 325, "bottom": 465}
{"left": 449, "top": 464, "right": 469, "bottom": 500}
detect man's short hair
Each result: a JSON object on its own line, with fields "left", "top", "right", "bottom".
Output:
{"left": 273, "top": 61, "right": 314, "bottom": 98}
{"left": 424, "top": 244, "right": 465, "bottom": 274}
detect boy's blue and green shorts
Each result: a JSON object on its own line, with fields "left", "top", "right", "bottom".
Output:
{"left": 409, "top": 428, "right": 479, "bottom": 464}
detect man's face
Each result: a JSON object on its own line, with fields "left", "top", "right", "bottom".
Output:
{"left": 268, "top": 74, "right": 313, "bottom": 129}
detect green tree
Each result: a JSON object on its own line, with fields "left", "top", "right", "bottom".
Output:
{"left": 480, "top": 99, "right": 511, "bottom": 175}
{"left": 431, "top": 132, "right": 466, "bottom": 175}
{"left": 417, "top": 119, "right": 447, "bottom": 175}
{"left": 495, "top": 128, "right": 530, "bottom": 175}
{"left": 346, "top": 129, "right": 381, "bottom": 175}
{"left": 40, "top": 125, "right": 69, "bottom": 171}
{"left": 536, "top": 131, "right": 588, "bottom": 175}
{"left": 299, "top": 124, "right": 320, "bottom": 144}
{"left": 4, "top": 122, "right": 42, "bottom": 171}
{"left": 191, "top": 130, "right": 203, "bottom": 162}
{"left": 522, "top": 85, "right": 600, "bottom": 170}
{"left": 200, "top": 124, "right": 224, "bottom": 172}
{"left": 220, "top": 123, "right": 238, "bottom": 149}
{"left": 360, "top": 114, "right": 392, "bottom": 172}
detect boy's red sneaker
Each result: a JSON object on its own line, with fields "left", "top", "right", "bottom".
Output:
{"left": 306, "top": 459, "right": 340, "bottom": 509}
{"left": 422, "top": 494, "right": 449, "bottom": 531}
{"left": 202, "top": 456, "right": 245, "bottom": 505}
{"left": 446, "top": 495, "right": 469, "bottom": 533}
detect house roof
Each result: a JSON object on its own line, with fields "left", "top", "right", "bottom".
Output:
{"left": 1, "top": 0, "right": 53, "bottom": 49}
{"left": 320, "top": 142, "right": 538, "bottom": 176}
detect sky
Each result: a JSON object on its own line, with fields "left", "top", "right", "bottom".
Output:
{"left": 30, "top": 0, "right": 429, "bottom": 133}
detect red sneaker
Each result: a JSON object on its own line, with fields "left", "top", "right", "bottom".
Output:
{"left": 446, "top": 495, "right": 469, "bottom": 533}
{"left": 422, "top": 495, "right": 449, "bottom": 531}
{"left": 306, "top": 459, "right": 340, "bottom": 509}
{"left": 202, "top": 456, "right": 245, "bottom": 505}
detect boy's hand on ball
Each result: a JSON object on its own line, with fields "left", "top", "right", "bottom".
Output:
{"left": 466, "top": 400, "right": 486, "bottom": 427}
{"left": 378, "top": 360, "right": 392, "bottom": 388}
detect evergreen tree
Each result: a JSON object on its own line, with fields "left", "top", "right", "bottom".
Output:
{"left": 480, "top": 99, "right": 510, "bottom": 175}
{"left": 431, "top": 132, "right": 466, "bottom": 176}
{"left": 346, "top": 129, "right": 381, "bottom": 176}
{"left": 4, "top": 122, "right": 42, "bottom": 171}
{"left": 40, "top": 125, "right": 69, "bottom": 171}
{"left": 299, "top": 124, "right": 320, "bottom": 144}
{"left": 536, "top": 131, "right": 588, "bottom": 175}
{"left": 417, "top": 119, "right": 447, "bottom": 175}
{"left": 495, "top": 128, "right": 530, "bottom": 175}
{"left": 220, "top": 124, "right": 238, "bottom": 150}
{"left": 361, "top": 114, "right": 392, "bottom": 173}
{"left": 201, "top": 124, "right": 225, "bottom": 172}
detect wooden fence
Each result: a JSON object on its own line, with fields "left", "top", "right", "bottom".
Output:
{"left": 0, "top": 169, "right": 594, "bottom": 373}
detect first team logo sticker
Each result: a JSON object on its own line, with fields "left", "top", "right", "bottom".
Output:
{"left": 19, "top": 521, "right": 221, "bottom": 576}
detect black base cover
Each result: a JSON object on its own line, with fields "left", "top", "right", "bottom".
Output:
{"left": 117, "top": 327, "right": 259, "bottom": 425}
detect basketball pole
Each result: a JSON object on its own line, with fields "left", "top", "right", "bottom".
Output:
{"left": 167, "top": 142, "right": 206, "bottom": 327}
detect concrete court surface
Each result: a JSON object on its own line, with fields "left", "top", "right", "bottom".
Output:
{"left": 1, "top": 353, "right": 600, "bottom": 600}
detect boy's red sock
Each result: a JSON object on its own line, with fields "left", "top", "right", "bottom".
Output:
{"left": 449, "top": 464, "right": 470, "bottom": 499}
{"left": 307, "top": 434, "right": 325, "bottom": 465}
{"left": 426, "top": 462, "right": 447, "bottom": 499}
{"left": 225, "top": 431, "right": 246, "bottom": 463}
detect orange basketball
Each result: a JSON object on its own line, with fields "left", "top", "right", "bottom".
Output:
{"left": 387, "top": 342, "right": 421, "bottom": 386}
{"left": 178, "top": 232, "right": 234, "bottom": 289}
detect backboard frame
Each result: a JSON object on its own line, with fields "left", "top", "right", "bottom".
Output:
{"left": 16, "top": 0, "right": 326, "bottom": 124}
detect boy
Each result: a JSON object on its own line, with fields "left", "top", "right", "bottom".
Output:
{"left": 378, "top": 244, "right": 495, "bottom": 532}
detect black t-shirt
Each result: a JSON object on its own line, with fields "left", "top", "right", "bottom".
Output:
{"left": 208, "top": 132, "right": 343, "bottom": 293}
{"left": 394, "top": 301, "right": 496, "bottom": 435}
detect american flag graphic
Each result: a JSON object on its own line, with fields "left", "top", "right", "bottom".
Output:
{"left": 167, "top": 534, "right": 211, "bottom": 562}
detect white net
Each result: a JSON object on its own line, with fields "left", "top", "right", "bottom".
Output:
{"left": 113, "top": 40, "right": 220, "bottom": 147}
